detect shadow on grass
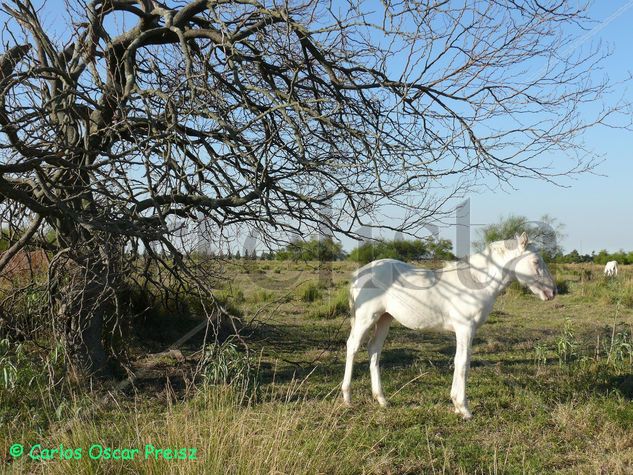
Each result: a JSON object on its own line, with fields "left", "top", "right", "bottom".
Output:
{"left": 602, "top": 373, "right": 633, "bottom": 398}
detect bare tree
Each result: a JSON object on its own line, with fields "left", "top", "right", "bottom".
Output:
{"left": 0, "top": 0, "right": 625, "bottom": 376}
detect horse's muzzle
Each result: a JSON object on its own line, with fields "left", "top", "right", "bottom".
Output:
{"left": 541, "top": 288, "right": 556, "bottom": 301}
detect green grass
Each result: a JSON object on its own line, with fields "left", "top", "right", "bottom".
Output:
{"left": 2, "top": 262, "right": 633, "bottom": 473}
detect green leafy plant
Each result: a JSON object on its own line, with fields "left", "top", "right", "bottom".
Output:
{"left": 199, "top": 338, "right": 258, "bottom": 394}
{"left": 605, "top": 330, "right": 633, "bottom": 366}
{"left": 0, "top": 338, "right": 19, "bottom": 390}
{"left": 533, "top": 343, "right": 548, "bottom": 367}
{"left": 556, "top": 318, "right": 578, "bottom": 365}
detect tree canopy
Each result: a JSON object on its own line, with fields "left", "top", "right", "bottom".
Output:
{"left": 474, "top": 214, "right": 565, "bottom": 259}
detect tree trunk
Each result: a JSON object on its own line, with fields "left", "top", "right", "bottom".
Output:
{"left": 52, "top": 254, "right": 112, "bottom": 378}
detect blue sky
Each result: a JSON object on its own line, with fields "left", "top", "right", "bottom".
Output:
{"left": 341, "top": 1, "right": 633, "bottom": 255}
{"left": 462, "top": 1, "right": 633, "bottom": 254}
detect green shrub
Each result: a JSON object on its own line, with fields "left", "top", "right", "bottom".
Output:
{"left": 252, "top": 290, "right": 275, "bottom": 302}
{"left": 309, "top": 287, "right": 349, "bottom": 319}
{"left": 0, "top": 338, "right": 68, "bottom": 425}
{"left": 556, "top": 278, "right": 570, "bottom": 295}
{"left": 199, "top": 338, "right": 258, "bottom": 394}
{"left": 301, "top": 283, "right": 322, "bottom": 302}
{"left": 216, "top": 287, "right": 245, "bottom": 305}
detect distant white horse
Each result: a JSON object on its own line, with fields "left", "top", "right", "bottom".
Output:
{"left": 342, "top": 233, "right": 556, "bottom": 419}
{"left": 604, "top": 261, "right": 618, "bottom": 277}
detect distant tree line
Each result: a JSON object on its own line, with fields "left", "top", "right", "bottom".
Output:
{"left": 263, "top": 236, "right": 454, "bottom": 263}
{"left": 197, "top": 236, "right": 455, "bottom": 263}
{"left": 348, "top": 238, "right": 455, "bottom": 264}
{"left": 4, "top": 228, "right": 629, "bottom": 266}
{"left": 274, "top": 237, "right": 345, "bottom": 262}
{"left": 553, "top": 249, "right": 633, "bottom": 265}
{"left": 193, "top": 236, "right": 345, "bottom": 261}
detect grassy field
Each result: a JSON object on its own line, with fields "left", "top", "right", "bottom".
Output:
{"left": 2, "top": 260, "right": 633, "bottom": 474}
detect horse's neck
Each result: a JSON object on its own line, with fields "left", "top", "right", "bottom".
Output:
{"left": 467, "top": 248, "right": 515, "bottom": 297}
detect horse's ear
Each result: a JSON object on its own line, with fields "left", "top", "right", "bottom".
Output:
{"left": 517, "top": 232, "right": 529, "bottom": 250}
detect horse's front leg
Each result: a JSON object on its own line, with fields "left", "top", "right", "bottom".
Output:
{"left": 450, "top": 323, "right": 474, "bottom": 420}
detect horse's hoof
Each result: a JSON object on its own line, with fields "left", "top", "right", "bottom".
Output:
{"left": 342, "top": 388, "right": 352, "bottom": 406}
{"left": 453, "top": 406, "right": 472, "bottom": 420}
{"left": 376, "top": 397, "right": 389, "bottom": 407}
{"left": 458, "top": 408, "right": 472, "bottom": 420}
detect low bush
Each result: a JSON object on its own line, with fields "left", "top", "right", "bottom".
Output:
{"left": 309, "top": 287, "right": 349, "bottom": 319}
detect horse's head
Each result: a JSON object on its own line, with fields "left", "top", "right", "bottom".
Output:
{"left": 511, "top": 232, "right": 556, "bottom": 301}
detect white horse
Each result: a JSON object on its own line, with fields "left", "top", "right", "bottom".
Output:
{"left": 342, "top": 233, "right": 556, "bottom": 419}
{"left": 604, "top": 261, "right": 618, "bottom": 277}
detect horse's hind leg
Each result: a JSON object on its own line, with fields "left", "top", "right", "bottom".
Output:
{"left": 368, "top": 313, "right": 393, "bottom": 407}
{"left": 342, "top": 308, "right": 377, "bottom": 405}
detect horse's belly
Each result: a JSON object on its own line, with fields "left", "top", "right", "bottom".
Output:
{"left": 384, "top": 295, "right": 446, "bottom": 330}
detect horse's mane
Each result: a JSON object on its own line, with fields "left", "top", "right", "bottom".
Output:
{"left": 438, "top": 238, "right": 534, "bottom": 274}
{"left": 486, "top": 239, "right": 538, "bottom": 258}
{"left": 487, "top": 239, "right": 517, "bottom": 257}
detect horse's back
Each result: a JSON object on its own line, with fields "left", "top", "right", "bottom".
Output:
{"left": 351, "top": 258, "right": 436, "bottom": 291}
{"left": 350, "top": 259, "right": 446, "bottom": 329}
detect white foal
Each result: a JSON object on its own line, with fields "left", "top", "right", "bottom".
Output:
{"left": 604, "top": 261, "right": 618, "bottom": 277}
{"left": 341, "top": 233, "right": 556, "bottom": 419}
